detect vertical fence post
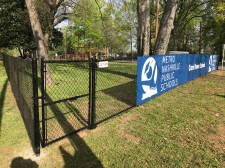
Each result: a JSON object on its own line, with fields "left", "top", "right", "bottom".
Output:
{"left": 40, "top": 57, "right": 46, "bottom": 147}
{"left": 88, "top": 57, "right": 92, "bottom": 129}
{"left": 32, "top": 58, "right": 40, "bottom": 156}
{"left": 88, "top": 57, "right": 96, "bottom": 129}
{"left": 91, "top": 57, "right": 97, "bottom": 129}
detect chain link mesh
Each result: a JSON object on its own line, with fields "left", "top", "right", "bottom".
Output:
{"left": 43, "top": 61, "right": 90, "bottom": 144}
{"left": 95, "top": 58, "right": 137, "bottom": 123}
{"left": 3, "top": 55, "right": 36, "bottom": 150}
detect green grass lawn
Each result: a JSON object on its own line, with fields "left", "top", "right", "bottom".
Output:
{"left": 0, "top": 59, "right": 225, "bottom": 167}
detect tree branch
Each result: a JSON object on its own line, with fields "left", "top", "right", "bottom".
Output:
{"left": 53, "top": 16, "right": 67, "bottom": 27}
{"left": 177, "top": 12, "right": 205, "bottom": 37}
{"left": 94, "top": 0, "right": 106, "bottom": 29}
{"left": 43, "top": 0, "right": 54, "bottom": 7}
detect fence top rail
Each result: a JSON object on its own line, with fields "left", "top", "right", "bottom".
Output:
{"left": 42, "top": 57, "right": 137, "bottom": 63}
{"left": 43, "top": 59, "right": 89, "bottom": 63}
{"left": 96, "top": 57, "right": 137, "bottom": 62}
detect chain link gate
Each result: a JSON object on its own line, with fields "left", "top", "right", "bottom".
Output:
{"left": 40, "top": 57, "right": 136, "bottom": 148}
{"left": 40, "top": 58, "right": 96, "bottom": 146}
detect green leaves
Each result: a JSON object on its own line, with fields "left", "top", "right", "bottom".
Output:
{"left": 214, "top": 1, "right": 225, "bottom": 22}
{"left": 202, "top": 0, "right": 225, "bottom": 55}
{"left": 0, "top": 0, "right": 34, "bottom": 49}
{"left": 67, "top": 0, "right": 136, "bottom": 53}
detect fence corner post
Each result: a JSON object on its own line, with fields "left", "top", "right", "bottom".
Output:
{"left": 88, "top": 57, "right": 97, "bottom": 130}
{"left": 32, "top": 57, "right": 40, "bottom": 156}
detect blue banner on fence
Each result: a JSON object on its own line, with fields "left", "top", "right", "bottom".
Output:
{"left": 136, "top": 54, "right": 218, "bottom": 106}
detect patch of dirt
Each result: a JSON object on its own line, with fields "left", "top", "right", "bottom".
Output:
{"left": 180, "top": 135, "right": 193, "bottom": 148}
{"left": 54, "top": 137, "right": 71, "bottom": 147}
{"left": 78, "top": 130, "right": 88, "bottom": 138}
{"left": 211, "top": 70, "right": 225, "bottom": 77}
{"left": 119, "top": 114, "right": 141, "bottom": 144}
{"left": 91, "top": 125, "right": 105, "bottom": 137}
{"left": 0, "top": 147, "right": 16, "bottom": 168}
{"left": 121, "top": 113, "right": 141, "bottom": 123}
{"left": 0, "top": 147, "right": 17, "bottom": 158}
{"left": 214, "top": 113, "right": 220, "bottom": 117}
{"left": 18, "top": 148, "right": 47, "bottom": 161}
{"left": 104, "top": 105, "right": 118, "bottom": 111}
{"left": 119, "top": 127, "right": 141, "bottom": 145}
{"left": 208, "top": 124, "right": 225, "bottom": 153}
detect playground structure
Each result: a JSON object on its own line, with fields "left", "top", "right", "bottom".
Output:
{"left": 56, "top": 45, "right": 107, "bottom": 60}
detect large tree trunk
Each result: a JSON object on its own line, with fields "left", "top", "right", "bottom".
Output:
{"left": 25, "top": 0, "right": 53, "bottom": 84}
{"left": 44, "top": 26, "right": 53, "bottom": 51}
{"left": 154, "top": 0, "right": 160, "bottom": 43}
{"left": 25, "top": 0, "right": 48, "bottom": 59}
{"left": 154, "top": 0, "right": 178, "bottom": 55}
{"left": 137, "top": 0, "right": 150, "bottom": 56}
{"left": 44, "top": 10, "right": 56, "bottom": 51}
{"left": 172, "top": 20, "right": 178, "bottom": 51}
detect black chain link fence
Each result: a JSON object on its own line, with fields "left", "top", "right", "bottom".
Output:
{"left": 3, "top": 55, "right": 137, "bottom": 154}
{"left": 3, "top": 55, "right": 40, "bottom": 155}
{"left": 41, "top": 60, "right": 90, "bottom": 145}
{"left": 95, "top": 58, "right": 137, "bottom": 124}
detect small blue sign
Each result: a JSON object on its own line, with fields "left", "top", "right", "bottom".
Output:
{"left": 136, "top": 54, "right": 218, "bottom": 106}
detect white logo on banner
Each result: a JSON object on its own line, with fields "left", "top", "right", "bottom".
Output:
{"left": 208, "top": 55, "right": 213, "bottom": 72}
{"left": 141, "top": 57, "right": 158, "bottom": 100}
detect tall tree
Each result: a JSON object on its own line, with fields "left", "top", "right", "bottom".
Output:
{"left": 154, "top": 0, "right": 178, "bottom": 55}
{"left": 25, "top": 0, "right": 48, "bottom": 58}
{"left": 71, "top": 0, "right": 109, "bottom": 47}
{"left": 25, "top": 0, "right": 74, "bottom": 58}
{"left": 171, "top": 0, "right": 211, "bottom": 51}
{"left": 114, "top": 0, "right": 137, "bottom": 53}
{"left": 37, "top": 0, "right": 69, "bottom": 49}
{"left": 70, "top": 0, "right": 135, "bottom": 53}
{"left": 137, "top": 0, "right": 150, "bottom": 56}
{"left": 202, "top": 0, "right": 225, "bottom": 57}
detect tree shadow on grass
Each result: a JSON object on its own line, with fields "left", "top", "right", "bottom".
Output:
{"left": 44, "top": 94, "right": 89, "bottom": 144}
{"left": 98, "top": 64, "right": 136, "bottom": 79}
{"left": 0, "top": 79, "right": 8, "bottom": 135}
{"left": 214, "top": 94, "right": 225, "bottom": 99}
{"left": 44, "top": 94, "right": 103, "bottom": 167}
{"left": 102, "top": 80, "right": 136, "bottom": 107}
{"left": 59, "top": 136, "right": 103, "bottom": 167}
{"left": 94, "top": 80, "right": 136, "bottom": 124}
{"left": 178, "top": 91, "right": 225, "bottom": 98}
{"left": 94, "top": 61, "right": 137, "bottom": 123}
{"left": 65, "top": 102, "right": 87, "bottom": 127}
